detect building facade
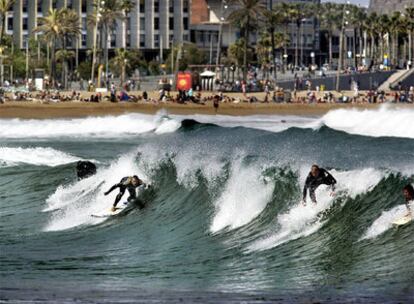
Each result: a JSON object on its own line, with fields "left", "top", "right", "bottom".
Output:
{"left": 369, "top": 0, "right": 412, "bottom": 14}
{"left": 190, "top": 0, "right": 321, "bottom": 66}
{"left": 4, "top": 0, "right": 190, "bottom": 51}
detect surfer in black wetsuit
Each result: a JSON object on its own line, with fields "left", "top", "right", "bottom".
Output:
{"left": 402, "top": 184, "right": 414, "bottom": 216}
{"left": 104, "top": 175, "right": 146, "bottom": 212}
{"left": 302, "top": 165, "right": 337, "bottom": 205}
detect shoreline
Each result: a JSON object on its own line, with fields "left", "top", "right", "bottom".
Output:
{"left": 0, "top": 102, "right": 411, "bottom": 119}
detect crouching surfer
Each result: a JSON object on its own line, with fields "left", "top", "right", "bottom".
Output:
{"left": 302, "top": 165, "right": 337, "bottom": 206}
{"left": 403, "top": 184, "right": 414, "bottom": 217}
{"left": 104, "top": 175, "right": 148, "bottom": 212}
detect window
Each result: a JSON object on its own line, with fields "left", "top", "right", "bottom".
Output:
{"left": 183, "top": 34, "right": 188, "bottom": 41}
{"left": 82, "top": 34, "right": 87, "bottom": 47}
{"left": 23, "top": 18, "right": 28, "bottom": 31}
{"left": 140, "top": 34, "right": 145, "bottom": 47}
{"left": 7, "top": 17, "right": 13, "bottom": 31}
{"left": 52, "top": 0, "right": 57, "bottom": 9}
{"left": 183, "top": 17, "right": 188, "bottom": 30}
{"left": 37, "top": 0, "right": 43, "bottom": 13}
{"left": 140, "top": 0, "right": 145, "bottom": 12}
{"left": 111, "top": 34, "right": 116, "bottom": 48}
{"left": 81, "top": 0, "right": 87, "bottom": 13}
{"left": 154, "top": 1, "right": 159, "bottom": 13}
{"left": 126, "top": 35, "right": 131, "bottom": 48}
{"left": 22, "top": 0, "right": 28, "bottom": 13}
{"left": 169, "top": 18, "right": 174, "bottom": 30}
{"left": 154, "top": 18, "right": 159, "bottom": 30}
{"left": 169, "top": 0, "right": 174, "bottom": 13}
{"left": 140, "top": 17, "right": 145, "bottom": 30}
{"left": 67, "top": 0, "right": 73, "bottom": 9}
{"left": 82, "top": 17, "right": 87, "bottom": 30}
{"left": 183, "top": 0, "right": 188, "bottom": 13}
{"left": 127, "top": 18, "right": 131, "bottom": 31}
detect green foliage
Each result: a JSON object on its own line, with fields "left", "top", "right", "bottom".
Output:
{"left": 77, "top": 61, "right": 92, "bottom": 80}
{"left": 166, "top": 43, "right": 207, "bottom": 73}
{"left": 227, "top": 39, "right": 253, "bottom": 66}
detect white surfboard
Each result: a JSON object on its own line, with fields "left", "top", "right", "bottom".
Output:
{"left": 392, "top": 215, "right": 413, "bottom": 227}
{"left": 91, "top": 202, "right": 128, "bottom": 218}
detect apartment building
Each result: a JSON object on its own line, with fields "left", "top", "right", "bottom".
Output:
{"left": 4, "top": 0, "right": 190, "bottom": 52}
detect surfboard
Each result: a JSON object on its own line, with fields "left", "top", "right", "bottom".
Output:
{"left": 91, "top": 202, "right": 128, "bottom": 218}
{"left": 392, "top": 215, "right": 413, "bottom": 227}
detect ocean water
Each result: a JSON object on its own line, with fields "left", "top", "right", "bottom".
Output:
{"left": 0, "top": 106, "right": 413, "bottom": 303}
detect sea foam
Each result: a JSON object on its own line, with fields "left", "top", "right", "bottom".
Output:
{"left": 0, "top": 147, "right": 82, "bottom": 167}
{"left": 317, "top": 106, "right": 414, "bottom": 139}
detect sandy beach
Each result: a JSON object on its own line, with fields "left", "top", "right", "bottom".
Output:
{"left": 1, "top": 101, "right": 412, "bottom": 119}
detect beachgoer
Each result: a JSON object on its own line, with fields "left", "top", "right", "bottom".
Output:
{"left": 302, "top": 165, "right": 336, "bottom": 205}
{"left": 213, "top": 95, "right": 220, "bottom": 113}
{"left": 104, "top": 176, "right": 146, "bottom": 212}
{"left": 403, "top": 184, "right": 414, "bottom": 216}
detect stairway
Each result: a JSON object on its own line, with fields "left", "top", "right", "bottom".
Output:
{"left": 378, "top": 69, "right": 414, "bottom": 91}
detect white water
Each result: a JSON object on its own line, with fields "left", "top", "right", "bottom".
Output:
{"left": 1, "top": 106, "right": 412, "bottom": 139}
{"left": 210, "top": 160, "right": 275, "bottom": 233}
{"left": 43, "top": 153, "right": 149, "bottom": 231}
{"left": 0, "top": 147, "right": 82, "bottom": 167}
{"left": 0, "top": 113, "right": 180, "bottom": 138}
{"left": 248, "top": 167, "right": 385, "bottom": 252}
{"left": 361, "top": 201, "right": 414, "bottom": 240}
{"left": 317, "top": 106, "right": 414, "bottom": 139}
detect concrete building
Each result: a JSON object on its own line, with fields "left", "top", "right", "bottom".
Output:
{"left": 369, "top": 0, "right": 413, "bottom": 14}
{"left": 190, "top": 0, "right": 321, "bottom": 66}
{"left": 4, "top": 0, "right": 190, "bottom": 53}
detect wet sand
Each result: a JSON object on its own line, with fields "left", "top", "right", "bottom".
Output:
{"left": 0, "top": 101, "right": 407, "bottom": 119}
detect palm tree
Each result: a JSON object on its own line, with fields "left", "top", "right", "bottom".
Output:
{"left": 285, "top": 2, "right": 314, "bottom": 69}
{"left": 348, "top": 5, "right": 366, "bottom": 68}
{"left": 0, "top": 0, "right": 14, "bottom": 43}
{"left": 112, "top": 48, "right": 130, "bottom": 85}
{"left": 364, "top": 12, "right": 379, "bottom": 66}
{"left": 60, "top": 9, "right": 81, "bottom": 89}
{"left": 35, "top": 8, "right": 80, "bottom": 88}
{"left": 120, "top": 0, "right": 135, "bottom": 48}
{"left": 377, "top": 14, "right": 391, "bottom": 66}
{"left": 34, "top": 9, "right": 63, "bottom": 87}
{"left": 405, "top": 7, "right": 414, "bottom": 64}
{"left": 320, "top": 3, "right": 341, "bottom": 68}
{"left": 228, "top": 0, "right": 266, "bottom": 81}
{"left": 263, "top": 7, "right": 288, "bottom": 79}
{"left": 56, "top": 49, "right": 75, "bottom": 89}
{"left": 90, "top": 0, "right": 125, "bottom": 87}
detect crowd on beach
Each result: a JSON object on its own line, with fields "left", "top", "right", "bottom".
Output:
{"left": 1, "top": 72, "right": 414, "bottom": 105}
{"left": 2, "top": 85, "right": 414, "bottom": 105}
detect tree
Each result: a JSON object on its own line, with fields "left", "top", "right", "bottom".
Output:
{"left": 120, "top": 0, "right": 135, "bottom": 48}
{"left": 405, "top": 7, "right": 414, "bottom": 64}
{"left": 286, "top": 2, "right": 316, "bottom": 68}
{"left": 90, "top": 0, "right": 125, "bottom": 87}
{"left": 262, "top": 7, "right": 287, "bottom": 78}
{"left": 228, "top": 0, "right": 266, "bottom": 81}
{"left": 111, "top": 48, "right": 130, "bottom": 85}
{"left": 56, "top": 49, "right": 75, "bottom": 89}
{"left": 320, "top": 3, "right": 341, "bottom": 68}
{"left": 165, "top": 43, "right": 207, "bottom": 73}
{"left": 0, "top": 0, "right": 14, "bottom": 44}
{"left": 34, "top": 9, "right": 62, "bottom": 87}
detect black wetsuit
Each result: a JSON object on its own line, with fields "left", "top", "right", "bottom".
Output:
{"left": 303, "top": 168, "right": 336, "bottom": 203}
{"left": 105, "top": 177, "right": 144, "bottom": 208}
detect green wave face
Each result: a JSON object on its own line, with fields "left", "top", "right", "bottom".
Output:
{"left": 0, "top": 117, "right": 413, "bottom": 303}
